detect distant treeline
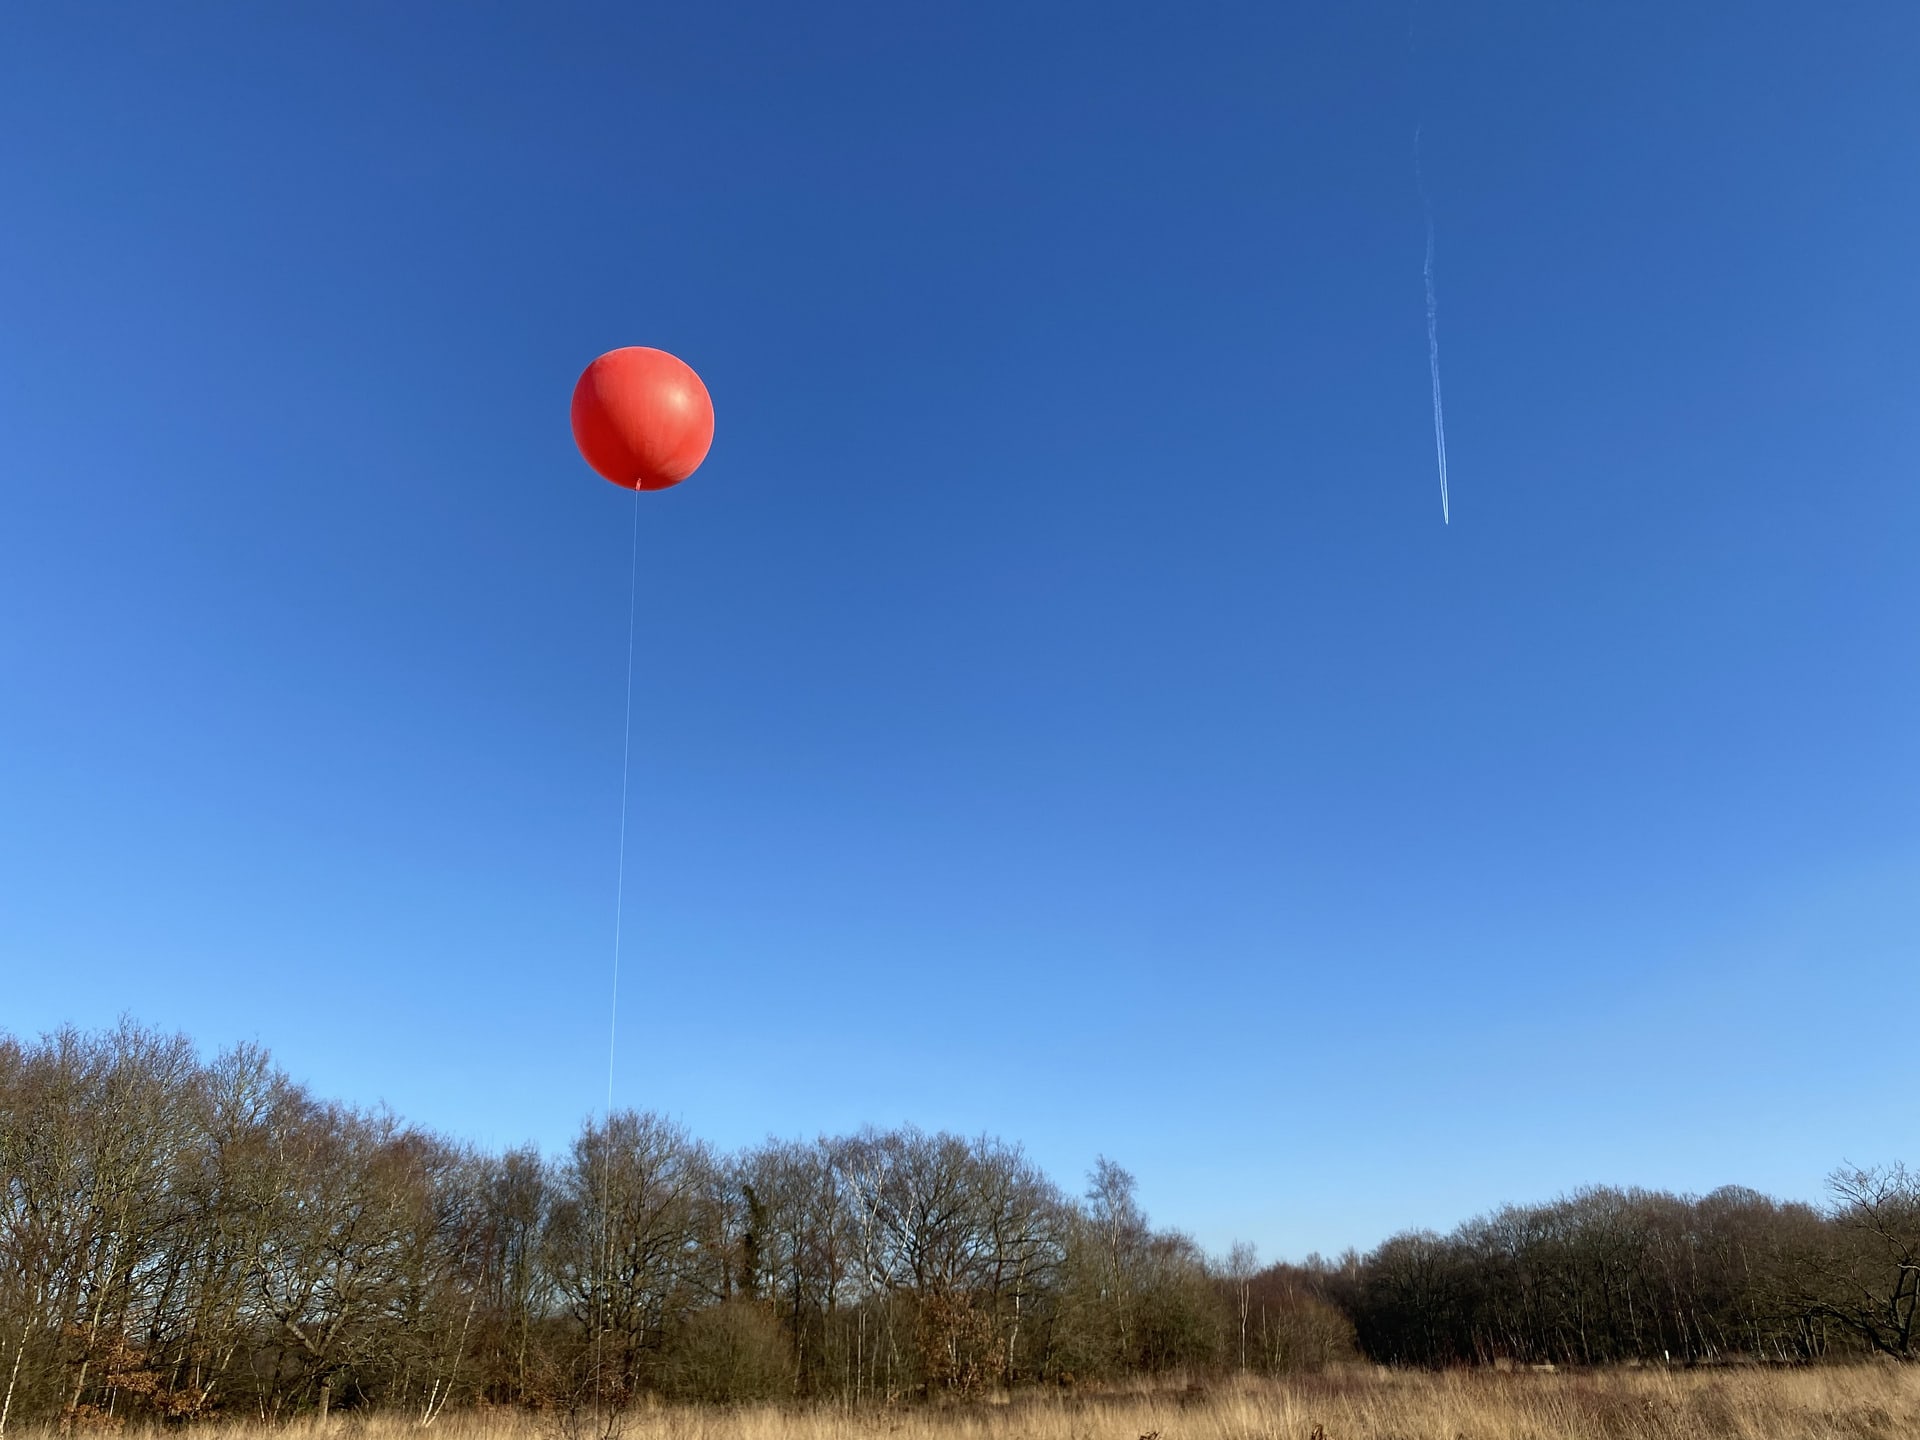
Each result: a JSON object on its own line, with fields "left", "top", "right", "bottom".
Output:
{"left": 1, "top": 1024, "right": 1914, "bottom": 1428}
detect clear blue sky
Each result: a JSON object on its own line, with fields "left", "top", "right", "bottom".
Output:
{"left": 3, "top": 2, "right": 1915, "bottom": 1260}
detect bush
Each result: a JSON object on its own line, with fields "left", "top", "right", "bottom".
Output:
{"left": 661, "top": 1302, "right": 794, "bottom": 1404}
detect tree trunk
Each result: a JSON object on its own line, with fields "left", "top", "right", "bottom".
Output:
{"left": 0, "top": 1288, "right": 41, "bottom": 1438}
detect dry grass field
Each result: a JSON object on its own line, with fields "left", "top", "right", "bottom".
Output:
{"left": 25, "top": 1367, "right": 1920, "bottom": 1440}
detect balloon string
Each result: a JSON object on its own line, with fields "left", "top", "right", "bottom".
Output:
{"left": 597, "top": 483, "right": 641, "bottom": 1416}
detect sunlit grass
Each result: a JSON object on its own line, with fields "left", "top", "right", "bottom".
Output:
{"left": 34, "top": 1365, "right": 1920, "bottom": 1440}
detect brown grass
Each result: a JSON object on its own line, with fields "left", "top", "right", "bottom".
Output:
{"left": 29, "top": 1366, "right": 1920, "bottom": 1440}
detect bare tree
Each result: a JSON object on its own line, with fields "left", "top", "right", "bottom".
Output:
{"left": 1224, "top": 1241, "right": 1257, "bottom": 1371}
{"left": 3, "top": 1018, "right": 1914, "bottom": 1418}
{"left": 543, "top": 1112, "right": 719, "bottom": 1410}
{"left": 1815, "top": 1164, "right": 1920, "bottom": 1359}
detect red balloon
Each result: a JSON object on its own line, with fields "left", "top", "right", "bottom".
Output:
{"left": 570, "top": 347, "right": 714, "bottom": 491}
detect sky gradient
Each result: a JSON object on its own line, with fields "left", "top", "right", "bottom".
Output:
{"left": 3, "top": 2, "right": 1916, "bottom": 1260}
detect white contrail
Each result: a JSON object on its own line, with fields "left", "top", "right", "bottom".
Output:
{"left": 1424, "top": 216, "right": 1450, "bottom": 525}
{"left": 1416, "top": 124, "right": 1450, "bottom": 525}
